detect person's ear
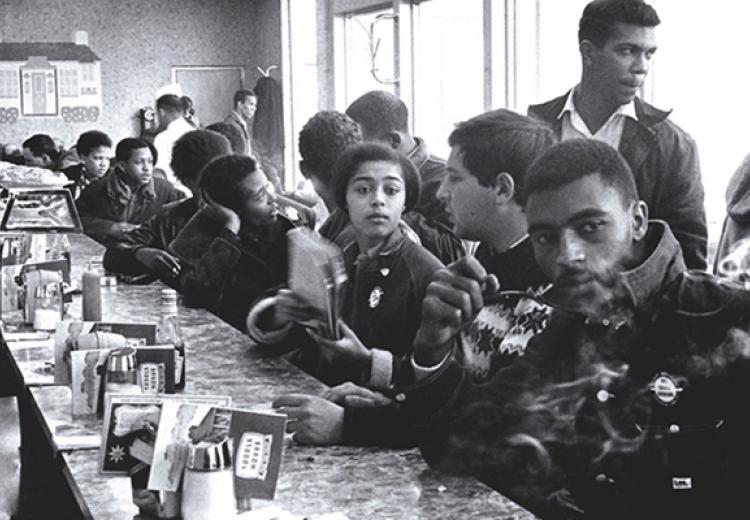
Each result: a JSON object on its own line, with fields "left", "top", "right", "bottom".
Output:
{"left": 580, "top": 40, "right": 596, "bottom": 67}
{"left": 385, "top": 132, "right": 401, "bottom": 150}
{"left": 631, "top": 200, "right": 648, "bottom": 241}
{"left": 493, "top": 172, "right": 515, "bottom": 207}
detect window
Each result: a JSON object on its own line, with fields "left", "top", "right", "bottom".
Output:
{"left": 335, "top": 7, "right": 397, "bottom": 109}
{"left": 0, "top": 70, "right": 19, "bottom": 98}
{"left": 412, "top": 0, "right": 485, "bottom": 157}
{"left": 81, "top": 63, "right": 95, "bottom": 82}
{"left": 59, "top": 69, "right": 79, "bottom": 97}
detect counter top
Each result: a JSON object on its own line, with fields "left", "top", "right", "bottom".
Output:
{"left": 7, "top": 234, "right": 539, "bottom": 519}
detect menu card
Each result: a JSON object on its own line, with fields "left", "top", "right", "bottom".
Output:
{"left": 287, "top": 228, "right": 347, "bottom": 339}
{"left": 99, "top": 394, "right": 231, "bottom": 474}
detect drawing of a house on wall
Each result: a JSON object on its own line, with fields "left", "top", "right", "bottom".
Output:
{"left": 0, "top": 31, "right": 102, "bottom": 124}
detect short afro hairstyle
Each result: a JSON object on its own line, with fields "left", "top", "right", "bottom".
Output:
{"left": 205, "top": 122, "right": 247, "bottom": 154}
{"left": 22, "top": 134, "right": 60, "bottom": 162}
{"left": 170, "top": 129, "right": 231, "bottom": 185}
{"left": 524, "top": 139, "right": 637, "bottom": 208}
{"left": 449, "top": 109, "right": 555, "bottom": 204}
{"left": 345, "top": 90, "right": 409, "bottom": 140}
{"left": 76, "top": 130, "right": 112, "bottom": 157}
{"left": 115, "top": 137, "right": 155, "bottom": 164}
{"left": 579, "top": 0, "right": 660, "bottom": 47}
{"left": 199, "top": 155, "right": 259, "bottom": 213}
{"left": 332, "top": 142, "right": 420, "bottom": 213}
{"left": 298, "top": 111, "right": 363, "bottom": 184}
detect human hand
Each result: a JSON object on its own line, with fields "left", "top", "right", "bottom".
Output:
{"left": 107, "top": 222, "right": 139, "bottom": 241}
{"left": 201, "top": 192, "right": 241, "bottom": 234}
{"left": 133, "top": 247, "right": 182, "bottom": 278}
{"left": 310, "top": 321, "right": 371, "bottom": 366}
{"left": 272, "top": 394, "right": 344, "bottom": 445}
{"left": 272, "top": 289, "right": 321, "bottom": 327}
{"left": 323, "top": 382, "right": 393, "bottom": 408}
{"left": 414, "top": 256, "right": 499, "bottom": 366}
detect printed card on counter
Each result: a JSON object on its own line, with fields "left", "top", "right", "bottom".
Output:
{"left": 147, "top": 402, "right": 225, "bottom": 492}
{"left": 144, "top": 404, "right": 287, "bottom": 500}
{"left": 99, "top": 394, "right": 231, "bottom": 475}
{"left": 229, "top": 407, "right": 287, "bottom": 500}
{"left": 136, "top": 345, "right": 175, "bottom": 394}
{"left": 70, "top": 348, "right": 109, "bottom": 417}
{"left": 54, "top": 320, "right": 157, "bottom": 384}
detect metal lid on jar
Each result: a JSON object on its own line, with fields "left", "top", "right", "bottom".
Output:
{"left": 186, "top": 438, "right": 233, "bottom": 471}
{"left": 107, "top": 346, "right": 137, "bottom": 372}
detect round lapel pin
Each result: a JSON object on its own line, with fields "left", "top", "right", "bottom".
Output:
{"left": 369, "top": 286, "right": 384, "bottom": 308}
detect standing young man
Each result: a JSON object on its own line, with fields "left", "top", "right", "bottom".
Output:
{"left": 224, "top": 89, "right": 257, "bottom": 156}
{"left": 528, "top": 0, "right": 707, "bottom": 270}
{"left": 153, "top": 94, "right": 194, "bottom": 194}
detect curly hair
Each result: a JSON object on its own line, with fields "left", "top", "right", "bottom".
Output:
{"left": 332, "top": 142, "right": 420, "bottom": 212}
{"left": 298, "top": 111, "right": 363, "bottom": 185}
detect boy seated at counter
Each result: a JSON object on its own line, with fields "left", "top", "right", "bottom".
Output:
{"left": 102, "top": 129, "right": 231, "bottom": 283}
{"left": 174, "top": 154, "right": 295, "bottom": 331}
{"left": 61, "top": 130, "right": 113, "bottom": 198}
{"left": 76, "top": 138, "right": 185, "bottom": 245}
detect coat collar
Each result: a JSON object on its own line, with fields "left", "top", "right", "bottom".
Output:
{"left": 106, "top": 165, "right": 156, "bottom": 204}
{"left": 616, "top": 220, "right": 686, "bottom": 313}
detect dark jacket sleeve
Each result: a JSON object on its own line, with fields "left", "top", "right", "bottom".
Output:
{"left": 401, "top": 339, "right": 569, "bottom": 517}
{"left": 652, "top": 126, "right": 707, "bottom": 271}
{"left": 177, "top": 229, "right": 243, "bottom": 311}
{"left": 103, "top": 216, "right": 164, "bottom": 276}
{"left": 76, "top": 183, "right": 118, "bottom": 244}
{"left": 402, "top": 211, "right": 465, "bottom": 265}
{"left": 342, "top": 404, "right": 417, "bottom": 448}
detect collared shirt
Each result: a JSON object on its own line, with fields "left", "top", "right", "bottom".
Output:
{"left": 558, "top": 86, "right": 638, "bottom": 149}
{"left": 154, "top": 117, "right": 194, "bottom": 195}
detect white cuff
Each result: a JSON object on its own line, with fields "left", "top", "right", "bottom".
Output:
{"left": 368, "top": 348, "right": 394, "bottom": 389}
{"left": 411, "top": 352, "right": 450, "bottom": 380}
{"left": 246, "top": 297, "right": 292, "bottom": 344}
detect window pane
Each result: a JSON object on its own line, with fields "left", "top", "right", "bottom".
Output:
{"left": 335, "top": 7, "right": 396, "bottom": 109}
{"left": 412, "top": 0, "right": 484, "bottom": 158}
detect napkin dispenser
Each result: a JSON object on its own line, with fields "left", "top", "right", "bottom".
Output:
{"left": 20, "top": 269, "right": 63, "bottom": 325}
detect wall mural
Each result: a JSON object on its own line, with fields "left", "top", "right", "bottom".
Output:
{"left": 0, "top": 31, "right": 102, "bottom": 124}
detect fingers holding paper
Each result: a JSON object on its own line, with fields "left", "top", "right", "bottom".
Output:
{"left": 309, "top": 321, "right": 371, "bottom": 366}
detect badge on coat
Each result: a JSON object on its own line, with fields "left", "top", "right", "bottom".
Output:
{"left": 369, "top": 286, "right": 384, "bottom": 308}
{"left": 648, "top": 372, "right": 685, "bottom": 406}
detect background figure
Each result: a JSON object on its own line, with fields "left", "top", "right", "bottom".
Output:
{"left": 181, "top": 95, "right": 200, "bottom": 127}
{"left": 22, "top": 134, "right": 61, "bottom": 169}
{"left": 253, "top": 73, "right": 285, "bottom": 188}
{"left": 715, "top": 152, "right": 750, "bottom": 273}
{"left": 154, "top": 94, "right": 194, "bottom": 195}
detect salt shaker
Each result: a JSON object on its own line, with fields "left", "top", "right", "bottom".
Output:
{"left": 182, "top": 439, "right": 236, "bottom": 520}
{"left": 105, "top": 347, "right": 141, "bottom": 396}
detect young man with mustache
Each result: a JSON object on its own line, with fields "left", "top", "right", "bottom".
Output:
{"left": 404, "top": 139, "right": 750, "bottom": 518}
{"left": 528, "top": 0, "right": 707, "bottom": 270}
